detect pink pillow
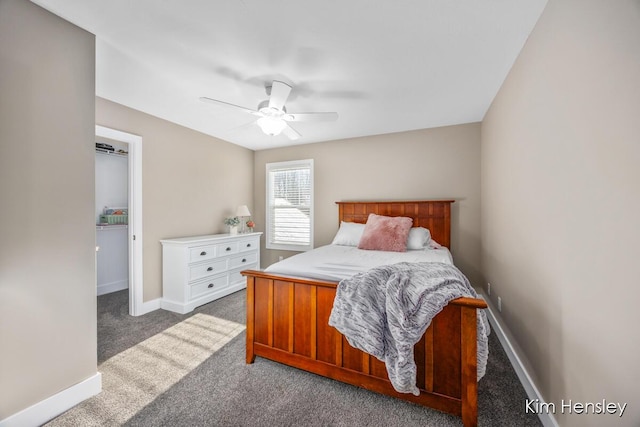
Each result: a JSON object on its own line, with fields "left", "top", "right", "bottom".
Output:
{"left": 357, "top": 214, "right": 413, "bottom": 252}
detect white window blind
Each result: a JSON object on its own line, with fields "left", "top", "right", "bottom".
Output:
{"left": 266, "top": 159, "right": 314, "bottom": 251}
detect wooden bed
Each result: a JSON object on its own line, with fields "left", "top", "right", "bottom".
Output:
{"left": 242, "top": 200, "right": 487, "bottom": 427}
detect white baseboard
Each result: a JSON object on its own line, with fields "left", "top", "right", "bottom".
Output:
{"left": 97, "top": 279, "right": 128, "bottom": 296}
{"left": 479, "top": 292, "right": 559, "bottom": 427}
{"left": 0, "top": 372, "right": 101, "bottom": 427}
{"left": 160, "top": 298, "right": 188, "bottom": 314}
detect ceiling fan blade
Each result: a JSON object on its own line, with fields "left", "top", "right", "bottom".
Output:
{"left": 284, "top": 112, "right": 338, "bottom": 122}
{"left": 282, "top": 124, "right": 301, "bottom": 140}
{"left": 268, "top": 80, "right": 292, "bottom": 111}
{"left": 199, "top": 97, "right": 260, "bottom": 115}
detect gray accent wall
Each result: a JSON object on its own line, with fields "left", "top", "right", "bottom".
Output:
{"left": 481, "top": 0, "right": 640, "bottom": 425}
{"left": 0, "top": 0, "right": 97, "bottom": 418}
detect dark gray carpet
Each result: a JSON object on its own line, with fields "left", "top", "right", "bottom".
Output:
{"left": 90, "top": 289, "right": 540, "bottom": 426}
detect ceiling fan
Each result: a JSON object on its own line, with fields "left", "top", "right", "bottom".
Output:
{"left": 200, "top": 80, "right": 338, "bottom": 140}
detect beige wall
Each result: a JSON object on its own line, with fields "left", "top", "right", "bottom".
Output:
{"left": 254, "top": 123, "right": 482, "bottom": 286}
{"left": 0, "top": 0, "right": 97, "bottom": 419}
{"left": 481, "top": 0, "right": 640, "bottom": 425}
{"left": 96, "top": 98, "right": 254, "bottom": 301}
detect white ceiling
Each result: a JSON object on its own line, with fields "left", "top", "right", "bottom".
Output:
{"left": 32, "top": 0, "right": 547, "bottom": 150}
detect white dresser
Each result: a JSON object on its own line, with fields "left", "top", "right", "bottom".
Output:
{"left": 160, "top": 232, "right": 262, "bottom": 314}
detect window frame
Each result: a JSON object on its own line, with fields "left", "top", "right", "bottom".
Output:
{"left": 265, "top": 159, "right": 314, "bottom": 252}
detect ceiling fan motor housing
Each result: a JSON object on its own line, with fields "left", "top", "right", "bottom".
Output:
{"left": 258, "top": 100, "right": 287, "bottom": 117}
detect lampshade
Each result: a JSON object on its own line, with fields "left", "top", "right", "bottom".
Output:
{"left": 257, "top": 116, "right": 286, "bottom": 136}
{"left": 236, "top": 205, "right": 251, "bottom": 217}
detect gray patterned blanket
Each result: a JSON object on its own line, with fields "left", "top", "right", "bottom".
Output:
{"left": 328, "top": 262, "right": 490, "bottom": 396}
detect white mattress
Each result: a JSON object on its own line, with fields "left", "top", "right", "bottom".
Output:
{"left": 264, "top": 244, "right": 453, "bottom": 282}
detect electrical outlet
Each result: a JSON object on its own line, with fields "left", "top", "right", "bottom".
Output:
{"left": 498, "top": 296, "right": 502, "bottom": 312}
{"left": 487, "top": 282, "right": 491, "bottom": 295}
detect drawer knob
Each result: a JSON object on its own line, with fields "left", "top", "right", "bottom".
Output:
{"left": 200, "top": 251, "right": 207, "bottom": 256}
{"left": 207, "top": 267, "right": 213, "bottom": 271}
{"left": 242, "top": 258, "right": 247, "bottom": 263}
{"left": 226, "top": 247, "right": 231, "bottom": 251}
{"left": 246, "top": 243, "right": 251, "bottom": 247}
{"left": 208, "top": 283, "right": 214, "bottom": 288}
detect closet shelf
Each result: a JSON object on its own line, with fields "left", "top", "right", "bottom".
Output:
{"left": 96, "top": 224, "right": 128, "bottom": 231}
{"left": 96, "top": 148, "right": 128, "bottom": 157}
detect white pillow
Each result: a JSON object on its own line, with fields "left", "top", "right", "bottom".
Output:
{"left": 331, "top": 221, "right": 365, "bottom": 246}
{"left": 406, "top": 227, "right": 431, "bottom": 250}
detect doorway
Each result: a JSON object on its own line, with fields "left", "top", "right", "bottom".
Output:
{"left": 95, "top": 137, "right": 128, "bottom": 296}
{"left": 95, "top": 125, "right": 143, "bottom": 316}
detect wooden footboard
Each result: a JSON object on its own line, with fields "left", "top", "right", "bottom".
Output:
{"left": 242, "top": 269, "right": 487, "bottom": 427}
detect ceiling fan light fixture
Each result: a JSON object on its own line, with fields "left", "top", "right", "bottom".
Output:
{"left": 257, "top": 116, "right": 286, "bottom": 136}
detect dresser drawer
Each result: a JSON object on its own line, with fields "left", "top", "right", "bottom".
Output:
{"left": 238, "top": 237, "right": 260, "bottom": 253}
{"left": 190, "top": 274, "right": 228, "bottom": 300}
{"left": 215, "top": 241, "right": 239, "bottom": 256}
{"left": 189, "top": 259, "right": 227, "bottom": 281}
{"left": 189, "top": 245, "right": 217, "bottom": 262}
{"left": 229, "top": 252, "right": 258, "bottom": 270}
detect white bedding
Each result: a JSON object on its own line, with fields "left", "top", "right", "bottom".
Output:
{"left": 263, "top": 244, "right": 453, "bottom": 282}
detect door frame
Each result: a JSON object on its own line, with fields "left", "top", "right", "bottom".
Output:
{"left": 96, "top": 125, "right": 144, "bottom": 316}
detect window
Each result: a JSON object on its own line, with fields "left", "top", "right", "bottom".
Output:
{"left": 266, "top": 159, "right": 314, "bottom": 251}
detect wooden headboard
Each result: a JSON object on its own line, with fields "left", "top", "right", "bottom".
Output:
{"left": 336, "top": 200, "right": 454, "bottom": 249}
